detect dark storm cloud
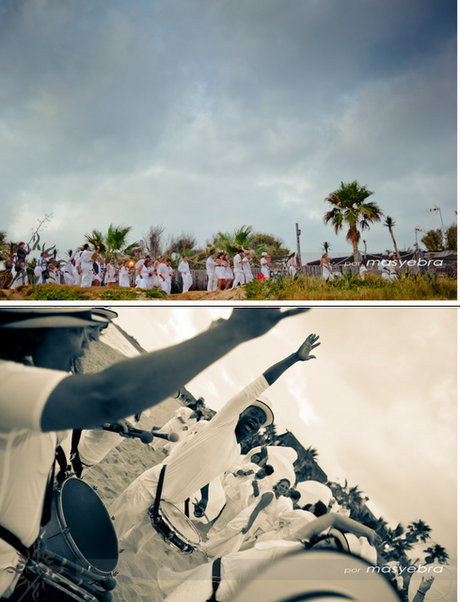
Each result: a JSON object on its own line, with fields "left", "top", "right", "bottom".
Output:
{"left": 0, "top": 0, "right": 455, "bottom": 255}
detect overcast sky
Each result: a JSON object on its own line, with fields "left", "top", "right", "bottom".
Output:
{"left": 0, "top": 0, "right": 456, "bottom": 263}
{"left": 111, "top": 307, "right": 457, "bottom": 562}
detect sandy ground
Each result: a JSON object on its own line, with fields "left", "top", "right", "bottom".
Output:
{"left": 63, "top": 339, "right": 211, "bottom": 602}
{"left": 0, "top": 284, "right": 246, "bottom": 301}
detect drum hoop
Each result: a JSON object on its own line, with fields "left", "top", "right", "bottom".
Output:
{"left": 55, "top": 478, "right": 117, "bottom": 575}
{"left": 149, "top": 500, "right": 201, "bottom": 550}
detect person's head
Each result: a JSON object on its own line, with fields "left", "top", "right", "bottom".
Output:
{"left": 289, "top": 489, "right": 301, "bottom": 503}
{"left": 97, "top": 256, "right": 104, "bottom": 264}
{"left": 310, "top": 500, "right": 328, "bottom": 517}
{"left": 238, "top": 249, "right": 244, "bottom": 256}
{"left": 109, "top": 258, "right": 114, "bottom": 264}
{"left": 273, "top": 479, "right": 291, "bottom": 497}
{"left": 256, "top": 464, "right": 274, "bottom": 479}
{"left": 83, "top": 243, "right": 90, "bottom": 251}
{"left": 209, "top": 250, "right": 215, "bottom": 257}
{"left": 0, "top": 309, "right": 111, "bottom": 371}
{"left": 192, "top": 409, "right": 204, "bottom": 421}
{"left": 145, "top": 259, "right": 152, "bottom": 268}
{"left": 19, "top": 242, "right": 25, "bottom": 248}
{"left": 234, "top": 396, "right": 274, "bottom": 443}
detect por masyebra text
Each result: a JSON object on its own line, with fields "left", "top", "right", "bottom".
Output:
{"left": 344, "top": 565, "right": 445, "bottom": 574}
{"left": 343, "top": 259, "right": 444, "bottom": 268}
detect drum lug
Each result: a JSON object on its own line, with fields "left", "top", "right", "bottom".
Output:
{"left": 166, "top": 532, "right": 174, "bottom": 541}
{"left": 92, "top": 485, "right": 98, "bottom": 491}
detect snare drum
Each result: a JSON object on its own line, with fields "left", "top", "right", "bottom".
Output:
{"left": 149, "top": 500, "right": 201, "bottom": 553}
{"left": 44, "top": 477, "right": 118, "bottom": 576}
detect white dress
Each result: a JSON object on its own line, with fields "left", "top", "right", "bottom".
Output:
{"left": 104, "top": 263, "right": 116, "bottom": 284}
{"left": 260, "top": 257, "right": 270, "bottom": 279}
{"left": 118, "top": 266, "right": 131, "bottom": 287}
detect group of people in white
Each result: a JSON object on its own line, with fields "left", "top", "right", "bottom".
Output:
{"left": 320, "top": 252, "right": 399, "bottom": 282}
{"left": 0, "top": 307, "right": 431, "bottom": 602}
{"left": 8, "top": 244, "right": 195, "bottom": 295}
{"left": 205, "top": 249, "right": 275, "bottom": 291}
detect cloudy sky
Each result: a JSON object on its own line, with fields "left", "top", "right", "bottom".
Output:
{"left": 110, "top": 307, "right": 457, "bottom": 561}
{"left": 0, "top": 0, "right": 456, "bottom": 263}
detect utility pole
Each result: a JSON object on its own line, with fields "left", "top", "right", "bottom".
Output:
{"left": 295, "top": 223, "right": 302, "bottom": 268}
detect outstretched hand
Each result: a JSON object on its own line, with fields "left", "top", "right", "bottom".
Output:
{"left": 227, "top": 308, "right": 310, "bottom": 341}
{"left": 295, "top": 334, "right": 321, "bottom": 361}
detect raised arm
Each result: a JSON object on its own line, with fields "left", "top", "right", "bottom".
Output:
{"left": 263, "top": 333, "right": 320, "bottom": 386}
{"left": 287, "top": 512, "right": 377, "bottom": 545}
{"left": 41, "top": 309, "right": 310, "bottom": 431}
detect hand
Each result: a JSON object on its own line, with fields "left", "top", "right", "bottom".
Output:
{"left": 419, "top": 575, "right": 435, "bottom": 594}
{"left": 193, "top": 500, "right": 208, "bottom": 518}
{"left": 295, "top": 334, "right": 321, "bottom": 361}
{"left": 227, "top": 309, "right": 310, "bottom": 342}
{"left": 115, "top": 418, "right": 132, "bottom": 433}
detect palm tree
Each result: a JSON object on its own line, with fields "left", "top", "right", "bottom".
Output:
{"left": 406, "top": 520, "right": 432, "bottom": 543}
{"left": 423, "top": 544, "right": 449, "bottom": 565}
{"left": 383, "top": 216, "right": 401, "bottom": 261}
{"left": 216, "top": 225, "right": 255, "bottom": 256}
{"left": 304, "top": 446, "right": 319, "bottom": 463}
{"left": 324, "top": 180, "right": 383, "bottom": 263}
{"left": 321, "top": 242, "right": 332, "bottom": 254}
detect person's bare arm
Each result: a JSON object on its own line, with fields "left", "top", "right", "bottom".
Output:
{"left": 287, "top": 512, "right": 377, "bottom": 545}
{"left": 41, "top": 309, "right": 310, "bottom": 431}
{"left": 263, "top": 333, "right": 320, "bottom": 386}
{"left": 242, "top": 492, "right": 274, "bottom": 533}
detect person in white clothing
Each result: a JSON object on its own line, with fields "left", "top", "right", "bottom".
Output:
{"left": 288, "top": 253, "right": 299, "bottom": 277}
{"left": 149, "top": 406, "right": 194, "bottom": 452}
{"left": 158, "top": 257, "right": 171, "bottom": 294}
{"left": 242, "top": 252, "right": 254, "bottom": 283}
{"left": 33, "top": 251, "right": 49, "bottom": 285}
{"left": 260, "top": 252, "right": 270, "bottom": 280}
{"left": 0, "top": 307, "right": 310, "bottom": 599}
{"left": 104, "top": 257, "right": 117, "bottom": 284}
{"left": 63, "top": 256, "right": 75, "bottom": 285}
{"left": 72, "top": 249, "right": 82, "bottom": 286}
{"left": 136, "top": 258, "right": 154, "bottom": 289}
{"left": 359, "top": 259, "right": 371, "bottom": 280}
{"left": 117, "top": 258, "right": 132, "bottom": 287}
{"left": 320, "top": 252, "right": 335, "bottom": 281}
{"left": 80, "top": 244, "right": 99, "bottom": 287}
{"left": 108, "top": 333, "right": 320, "bottom": 555}
{"left": 178, "top": 255, "right": 193, "bottom": 293}
{"left": 206, "top": 251, "right": 217, "bottom": 291}
{"left": 232, "top": 250, "right": 245, "bottom": 288}
{"left": 158, "top": 512, "right": 379, "bottom": 602}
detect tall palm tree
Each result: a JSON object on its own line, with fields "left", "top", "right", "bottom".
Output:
{"left": 383, "top": 216, "right": 401, "bottom": 261}
{"left": 406, "top": 520, "right": 432, "bottom": 543}
{"left": 423, "top": 544, "right": 450, "bottom": 565}
{"left": 321, "top": 242, "right": 332, "bottom": 254}
{"left": 324, "top": 180, "right": 383, "bottom": 263}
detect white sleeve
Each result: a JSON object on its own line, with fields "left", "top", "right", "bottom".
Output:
{"left": 212, "top": 375, "right": 269, "bottom": 427}
{"left": 0, "top": 362, "right": 70, "bottom": 432}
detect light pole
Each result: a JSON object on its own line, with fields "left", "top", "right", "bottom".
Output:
{"left": 295, "top": 223, "right": 302, "bottom": 268}
{"left": 414, "top": 227, "right": 422, "bottom": 248}
{"left": 429, "top": 205, "right": 445, "bottom": 245}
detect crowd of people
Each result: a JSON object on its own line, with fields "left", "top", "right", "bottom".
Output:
{"left": 7, "top": 244, "right": 280, "bottom": 294}
{"left": 0, "top": 307, "right": 419, "bottom": 602}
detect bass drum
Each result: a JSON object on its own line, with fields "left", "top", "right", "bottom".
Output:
{"left": 229, "top": 548, "right": 402, "bottom": 602}
{"left": 44, "top": 477, "right": 119, "bottom": 576}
